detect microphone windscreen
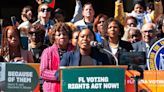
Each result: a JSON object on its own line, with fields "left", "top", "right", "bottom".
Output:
{"left": 90, "top": 41, "right": 97, "bottom": 47}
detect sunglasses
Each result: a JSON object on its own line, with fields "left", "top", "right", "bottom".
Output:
{"left": 40, "top": 8, "right": 51, "bottom": 12}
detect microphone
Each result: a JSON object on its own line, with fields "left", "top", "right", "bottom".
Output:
{"left": 90, "top": 41, "right": 103, "bottom": 48}
{"left": 90, "top": 41, "right": 118, "bottom": 66}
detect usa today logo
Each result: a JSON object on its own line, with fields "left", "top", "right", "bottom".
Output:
{"left": 147, "top": 38, "right": 164, "bottom": 70}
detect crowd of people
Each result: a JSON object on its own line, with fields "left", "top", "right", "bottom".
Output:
{"left": 0, "top": 0, "right": 163, "bottom": 91}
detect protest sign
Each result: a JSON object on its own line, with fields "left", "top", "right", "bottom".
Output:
{"left": 126, "top": 70, "right": 164, "bottom": 92}
{"left": 0, "top": 63, "right": 39, "bottom": 92}
{"left": 60, "top": 66, "right": 126, "bottom": 92}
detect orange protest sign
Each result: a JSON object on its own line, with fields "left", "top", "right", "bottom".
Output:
{"left": 126, "top": 70, "right": 164, "bottom": 92}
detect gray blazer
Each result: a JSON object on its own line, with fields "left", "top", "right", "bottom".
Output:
{"left": 132, "top": 41, "right": 148, "bottom": 53}
{"left": 132, "top": 41, "right": 149, "bottom": 70}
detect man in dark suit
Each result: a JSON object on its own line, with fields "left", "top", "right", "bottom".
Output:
{"left": 132, "top": 23, "right": 156, "bottom": 55}
{"left": 132, "top": 23, "right": 156, "bottom": 70}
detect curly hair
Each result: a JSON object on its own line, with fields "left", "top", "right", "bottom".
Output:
{"left": 66, "top": 22, "right": 78, "bottom": 32}
{"left": 102, "top": 17, "right": 124, "bottom": 40}
{"left": 49, "top": 22, "right": 72, "bottom": 44}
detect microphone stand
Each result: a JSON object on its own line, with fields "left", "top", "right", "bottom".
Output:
{"left": 102, "top": 48, "right": 119, "bottom": 66}
{"left": 130, "top": 65, "right": 144, "bottom": 92}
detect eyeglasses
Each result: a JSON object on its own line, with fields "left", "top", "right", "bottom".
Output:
{"left": 143, "top": 30, "right": 154, "bottom": 33}
{"left": 40, "top": 8, "right": 51, "bottom": 13}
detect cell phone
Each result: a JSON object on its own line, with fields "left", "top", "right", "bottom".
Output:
{"left": 11, "top": 16, "right": 17, "bottom": 26}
